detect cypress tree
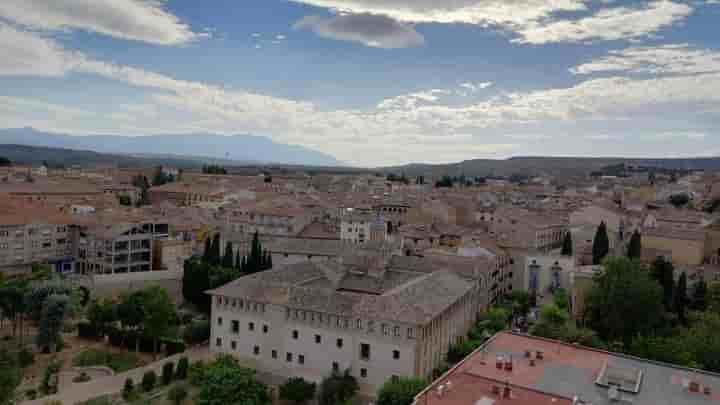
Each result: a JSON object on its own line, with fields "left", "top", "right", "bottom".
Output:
{"left": 561, "top": 232, "right": 573, "bottom": 256}
{"left": 592, "top": 222, "right": 609, "bottom": 265}
{"left": 674, "top": 272, "right": 688, "bottom": 325}
{"left": 691, "top": 279, "right": 708, "bottom": 311}
{"left": 267, "top": 252, "right": 273, "bottom": 270}
{"left": 235, "top": 250, "right": 241, "bottom": 271}
{"left": 210, "top": 234, "right": 221, "bottom": 266}
{"left": 626, "top": 229, "right": 642, "bottom": 259}
{"left": 222, "top": 241, "right": 234, "bottom": 268}
{"left": 240, "top": 256, "right": 247, "bottom": 274}
{"left": 202, "top": 237, "right": 212, "bottom": 263}
{"left": 651, "top": 256, "right": 675, "bottom": 310}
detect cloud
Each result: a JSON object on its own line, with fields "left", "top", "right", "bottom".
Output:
{"left": 276, "top": 34, "right": 286, "bottom": 40}
{"left": 294, "top": 13, "right": 424, "bottom": 48}
{"left": 0, "top": 24, "right": 80, "bottom": 76}
{"left": 2, "top": 24, "right": 720, "bottom": 166}
{"left": 289, "top": 0, "right": 691, "bottom": 45}
{"left": 377, "top": 89, "right": 451, "bottom": 109}
{"left": 572, "top": 44, "right": 720, "bottom": 75}
{"left": 0, "top": 0, "right": 205, "bottom": 45}
{"left": 513, "top": 1, "right": 692, "bottom": 44}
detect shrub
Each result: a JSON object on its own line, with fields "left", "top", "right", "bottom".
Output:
{"left": 162, "top": 362, "right": 174, "bottom": 385}
{"left": 167, "top": 385, "right": 188, "bottom": 405}
{"left": 139, "top": 335, "right": 155, "bottom": 353}
{"left": 107, "top": 328, "right": 124, "bottom": 347}
{"left": 18, "top": 348, "right": 35, "bottom": 367}
{"left": 141, "top": 370, "right": 157, "bottom": 392}
{"left": 73, "top": 372, "right": 92, "bottom": 383}
{"left": 376, "top": 377, "right": 427, "bottom": 405}
{"left": 279, "top": 377, "right": 316, "bottom": 404}
{"left": 123, "top": 377, "right": 134, "bottom": 400}
{"left": 77, "top": 322, "right": 100, "bottom": 339}
{"left": 176, "top": 357, "right": 189, "bottom": 380}
{"left": 183, "top": 320, "right": 210, "bottom": 344}
{"left": 163, "top": 338, "right": 186, "bottom": 356}
{"left": 25, "top": 389, "right": 37, "bottom": 400}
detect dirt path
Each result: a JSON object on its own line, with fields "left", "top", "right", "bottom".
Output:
{"left": 21, "top": 346, "right": 212, "bottom": 405}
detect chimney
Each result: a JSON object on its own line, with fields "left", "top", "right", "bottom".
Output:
{"left": 536, "top": 350, "right": 544, "bottom": 360}
{"left": 504, "top": 358, "right": 513, "bottom": 371}
{"left": 496, "top": 356, "right": 504, "bottom": 369}
{"left": 529, "top": 358, "right": 536, "bottom": 367}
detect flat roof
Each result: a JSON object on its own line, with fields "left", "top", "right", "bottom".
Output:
{"left": 414, "top": 332, "right": 720, "bottom": 405}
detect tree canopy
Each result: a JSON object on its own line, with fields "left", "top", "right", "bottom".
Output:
{"left": 376, "top": 377, "right": 427, "bottom": 405}
{"left": 584, "top": 257, "right": 663, "bottom": 348}
{"left": 626, "top": 229, "right": 642, "bottom": 260}
{"left": 191, "top": 355, "right": 269, "bottom": 405}
{"left": 279, "top": 377, "right": 316, "bottom": 404}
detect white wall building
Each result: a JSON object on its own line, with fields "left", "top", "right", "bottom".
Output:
{"left": 209, "top": 255, "right": 478, "bottom": 396}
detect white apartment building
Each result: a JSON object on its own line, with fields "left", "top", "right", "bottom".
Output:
{"left": 340, "top": 211, "right": 387, "bottom": 244}
{"left": 209, "top": 254, "right": 479, "bottom": 396}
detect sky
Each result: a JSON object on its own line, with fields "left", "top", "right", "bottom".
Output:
{"left": 0, "top": 0, "right": 719, "bottom": 167}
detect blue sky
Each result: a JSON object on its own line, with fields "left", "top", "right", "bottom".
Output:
{"left": 1, "top": 0, "right": 719, "bottom": 166}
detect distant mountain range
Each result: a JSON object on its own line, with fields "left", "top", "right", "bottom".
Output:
{"left": 384, "top": 156, "right": 720, "bottom": 178}
{"left": 0, "top": 127, "right": 343, "bottom": 167}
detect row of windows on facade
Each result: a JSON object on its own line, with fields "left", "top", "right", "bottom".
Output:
{"left": 0, "top": 227, "right": 67, "bottom": 238}
{"left": 288, "top": 309, "right": 416, "bottom": 339}
{"left": 219, "top": 318, "right": 402, "bottom": 360}
{"left": 216, "top": 337, "right": 398, "bottom": 373}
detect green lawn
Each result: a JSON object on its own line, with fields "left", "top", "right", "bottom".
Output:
{"left": 73, "top": 348, "right": 141, "bottom": 373}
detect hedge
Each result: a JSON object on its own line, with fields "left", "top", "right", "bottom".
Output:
{"left": 162, "top": 338, "right": 186, "bottom": 356}
{"left": 78, "top": 322, "right": 101, "bottom": 340}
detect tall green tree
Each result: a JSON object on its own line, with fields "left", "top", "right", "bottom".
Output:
{"left": 36, "top": 294, "right": 71, "bottom": 352}
{"left": 209, "top": 234, "right": 221, "bottom": 266}
{"left": 584, "top": 257, "right": 663, "bottom": 348}
{"left": 690, "top": 279, "right": 708, "bottom": 311}
{"left": 592, "top": 222, "right": 610, "bottom": 265}
{"left": 626, "top": 229, "right": 642, "bottom": 260}
{"left": 235, "top": 250, "right": 242, "bottom": 271}
{"left": 651, "top": 256, "right": 675, "bottom": 310}
{"left": 141, "top": 287, "right": 176, "bottom": 358}
{"left": 376, "top": 377, "right": 426, "bottom": 405}
{"left": 203, "top": 237, "right": 212, "bottom": 262}
{"left": 561, "top": 232, "right": 573, "bottom": 256}
{"left": 319, "top": 370, "right": 358, "bottom": 405}
{"left": 182, "top": 260, "right": 211, "bottom": 313}
{"left": 674, "top": 272, "right": 688, "bottom": 325}
{"left": 222, "top": 241, "right": 234, "bottom": 269}
{"left": 192, "top": 355, "right": 269, "bottom": 405}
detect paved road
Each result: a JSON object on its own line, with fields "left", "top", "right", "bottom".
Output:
{"left": 22, "top": 346, "right": 212, "bottom": 405}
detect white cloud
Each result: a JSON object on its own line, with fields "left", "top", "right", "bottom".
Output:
{"left": 290, "top": 0, "right": 692, "bottom": 45}
{"left": 294, "top": 13, "right": 424, "bottom": 49}
{"left": 276, "top": 34, "right": 286, "bottom": 40}
{"left": 572, "top": 44, "right": 720, "bottom": 75}
{"left": 0, "top": 0, "right": 205, "bottom": 45}
{"left": 377, "top": 89, "right": 451, "bottom": 109}
{"left": 459, "top": 81, "right": 494, "bottom": 95}
{"left": 2, "top": 24, "right": 720, "bottom": 165}
{"left": 514, "top": 1, "right": 692, "bottom": 44}
{"left": 0, "top": 24, "right": 79, "bottom": 76}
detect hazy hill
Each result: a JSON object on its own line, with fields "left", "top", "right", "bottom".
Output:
{"left": 0, "top": 127, "right": 343, "bottom": 167}
{"left": 384, "top": 156, "right": 720, "bottom": 178}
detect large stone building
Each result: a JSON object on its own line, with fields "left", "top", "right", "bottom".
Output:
{"left": 208, "top": 252, "right": 481, "bottom": 395}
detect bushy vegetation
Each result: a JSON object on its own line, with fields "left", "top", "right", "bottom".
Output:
{"left": 376, "top": 377, "right": 427, "bottom": 405}
{"left": 73, "top": 349, "right": 142, "bottom": 372}
{"left": 190, "top": 355, "right": 269, "bottom": 405}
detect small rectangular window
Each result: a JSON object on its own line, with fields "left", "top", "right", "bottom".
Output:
{"left": 217, "top": 317, "right": 223, "bottom": 326}
{"left": 263, "top": 325, "right": 269, "bottom": 333}
{"left": 231, "top": 320, "right": 239, "bottom": 333}
{"left": 336, "top": 338, "right": 343, "bottom": 348}
{"left": 299, "top": 355, "right": 305, "bottom": 365}
{"left": 253, "top": 346, "right": 260, "bottom": 355}
{"left": 231, "top": 341, "right": 237, "bottom": 350}
{"left": 216, "top": 338, "right": 222, "bottom": 347}
{"left": 272, "top": 350, "right": 277, "bottom": 359}
{"left": 360, "top": 368, "right": 367, "bottom": 378}
{"left": 249, "top": 322, "right": 255, "bottom": 331}
{"left": 361, "top": 343, "right": 371, "bottom": 360}
{"left": 393, "top": 350, "right": 400, "bottom": 360}
{"left": 315, "top": 334, "right": 321, "bottom": 344}
{"left": 332, "top": 362, "right": 339, "bottom": 372}
{"left": 293, "top": 330, "right": 299, "bottom": 339}
{"left": 286, "top": 352, "right": 293, "bottom": 362}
